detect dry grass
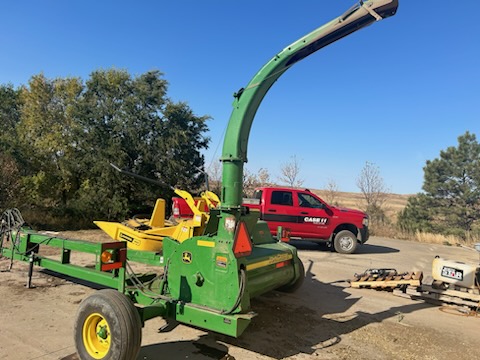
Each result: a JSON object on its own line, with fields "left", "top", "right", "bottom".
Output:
{"left": 57, "top": 229, "right": 112, "bottom": 243}
{"left": 312, "top": 189, "right": 411, "bottom": 221}
{"left": 412, "top": 231, "right": 460, "bottom": 246}
{"left": 312, "top": 189, "right": 480, "bottom": 246}
{"left": 311, "top": 190, "right": 478, "bottom": 246}
{"left": 20, "top": 208, "right": 95, "bottom": 231}
{"left": 411, "top": 231, "right": 480, "bottom": 247}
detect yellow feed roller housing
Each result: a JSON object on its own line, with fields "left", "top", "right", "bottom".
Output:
{"left": 95, "top": 198, "right": 207, "bottom": 251}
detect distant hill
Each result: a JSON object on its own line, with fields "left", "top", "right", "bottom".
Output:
{"left": 312, "top": 189, "right": 411, "bottom": 221}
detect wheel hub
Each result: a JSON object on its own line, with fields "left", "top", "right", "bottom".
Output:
{"left": 339, "top": 236, "right": 353, "bottom": 250}
{"left": 97, "top": 325, "right": 108, "bottom": 340}
{"left": 83, "top": 313, "right": 111, "bottom": 359}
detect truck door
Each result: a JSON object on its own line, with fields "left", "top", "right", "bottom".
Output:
{"left": 262, "top": 190, "right": 301, "bottom": 235}
{"left": 296, "top": 191, "right": 331, "bottom": 239}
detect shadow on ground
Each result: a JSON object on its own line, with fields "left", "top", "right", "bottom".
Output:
{"left": 139, "top": 337, "right": 234, "bottom": 360}
{"left": 135, "top": 260, "right": 430, "bottom": 360}
{"left": 288, "top": 239, "right": 400, "bottom": 254}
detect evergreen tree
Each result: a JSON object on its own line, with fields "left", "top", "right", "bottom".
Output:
{"left": 398, "top": 132, "right": 480, "bottom": 238}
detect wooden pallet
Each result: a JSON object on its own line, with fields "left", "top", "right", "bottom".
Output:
{"left": 350, "top": 271, "right": 423, "bottom": 289}
{"left": 394, "top": 284, "right": 480, "bottom": 308}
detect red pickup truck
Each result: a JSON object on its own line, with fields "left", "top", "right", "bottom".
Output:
{"left": 243, "top": 187, "right": 369, "bottom": 254}
{"left": 172, "top": 186, "right": 368, "bottom": 254}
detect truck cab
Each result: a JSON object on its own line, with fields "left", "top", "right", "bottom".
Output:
{"left": 245, "top": 187, "right": 369, "bottom": 254}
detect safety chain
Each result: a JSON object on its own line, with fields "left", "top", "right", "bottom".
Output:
{"left": 0, "top": 208, "right": 25, "bottom": 270}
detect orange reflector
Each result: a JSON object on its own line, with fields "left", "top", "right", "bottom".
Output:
{"left": 233, "top": 221, "right": 253, "bottom": 258}
{"left": 281, "top": 228, "right": 291, "bottom": 242}
{"left": 275, "top": 260, "right": 291, "bottom": 268}
{"left": 100, "top": 242, "right": 126, "bottom": 271}
{"left": 101, "top": 251, "right": 113, "bottom": 264}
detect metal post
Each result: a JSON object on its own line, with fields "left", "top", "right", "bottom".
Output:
{"left": 26, "top": 252, "right": 35, "bottom": 289}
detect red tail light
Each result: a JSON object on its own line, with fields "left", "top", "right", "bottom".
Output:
{"left": 173, "top": 204, "right": 180, "bottom": 217}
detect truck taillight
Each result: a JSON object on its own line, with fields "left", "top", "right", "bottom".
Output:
{"left": 277, "top": 226, "right": 290, "bottom": 242}
{"left": 173, "top": 205, "right": 180, "bottom": 217}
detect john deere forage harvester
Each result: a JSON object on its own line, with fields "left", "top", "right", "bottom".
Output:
{"left": 0, "top": 1, "right": 398, "bottom": 359}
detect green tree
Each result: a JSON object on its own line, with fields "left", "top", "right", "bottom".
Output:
{"left": 0, "top": 84, "right": 22, "bottom": 152}
{"left": 149, "top": 101, "right": 210, "bottom": 190}
{"left": 397, "top": 193, "right": 434, "bottom": 233}
{"left": 74, "top": 69, "right": 210, "bottom": 220}
{"left": 0, "top": 84, "right": 23, "bottom": 211}
{"left": 16, "top": 74, "right": 83, "bottom": 210}
{"left": 74, "top": 69, "right": 164, "bottom": 219}
{"left": 398, "top": 132, "right": 480, "bottom": 238}
{"left": 1, "top": 69, "right": 210, "bottom": 225}
{"left": 0, "top": 153, "right": 22, "bottom": 211}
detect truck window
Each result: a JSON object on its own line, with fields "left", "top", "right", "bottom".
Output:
{"left": 298, "top": 193, "right": 323, "bottom": 208}
{"left": 271, "top": 191, "right": 293, "bottom": 206}
{"left": 253, "top": 190, "right": 263, "bottom": 200}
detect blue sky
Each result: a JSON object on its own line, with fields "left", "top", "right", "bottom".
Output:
{"left": 1, "top": 1, "right": 479, "bottom": 195}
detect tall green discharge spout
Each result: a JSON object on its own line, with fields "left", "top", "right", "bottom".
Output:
{"left": 220, "top": 0, "right": 398, "bottom": 209}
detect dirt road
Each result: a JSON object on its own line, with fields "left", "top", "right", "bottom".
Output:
{"left": 0, "top": 234, "right": 478, "bottom": 360}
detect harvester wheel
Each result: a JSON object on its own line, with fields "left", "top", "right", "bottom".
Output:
{"left": 278, "top": 259, "right": 305, "bottom": 293}
{"left": 74, "top": 289, "right": 142, "bottom": 360}
{"left": 333, "top": 230, "right": 357, "bottom": 254}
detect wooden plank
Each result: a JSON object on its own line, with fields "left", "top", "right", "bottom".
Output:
{"left": 420, "top": 284, "right": 480, "bottom": 302}
{"left": 350, "top": 278, "right": 421, "bottom": 289}
{"left": 405, "top": 286, "right": 422, "bottom": 296}
{"left": 403, "top": 272, "right": 412, "bottom": 280}
{"left": 412, "top": 272, "right": 423, "bottom": 281}
{"left": 467, "top": 288, "right": 480, "bottom": 295}
{"left": 393, "top": 289, "right": 412, "bottom": 299}
{"left": 418, "top": 292, "right": 480, "bottom": 307}
{"left": 350, "top": 271, "right": 424, "bottom": 289}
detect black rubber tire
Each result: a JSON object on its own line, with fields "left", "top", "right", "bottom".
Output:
{"left": 74, "top": 289, "right": 142, "bottom": 360}
{"left": 278, "top": 259, "right": 305, "bottom": 293}
{"left": 333, "top": 230, "right": 358, "bottom": 254}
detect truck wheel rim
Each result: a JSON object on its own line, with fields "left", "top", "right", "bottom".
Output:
{"left": 339, "top": 236, "right": 353, "bottom": 251}
{"left": 83, "top": 313, "right": 111, "bottom": 359}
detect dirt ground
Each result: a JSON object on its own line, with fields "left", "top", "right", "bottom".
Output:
{"left": 0, "top": 232, "right": 479, "bottom": 360}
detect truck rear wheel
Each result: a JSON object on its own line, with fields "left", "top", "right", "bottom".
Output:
{"left": 74, "top": 289, "right": 142, "bottom": 360}
{"left": 333, "top": 230, "right": 357, "bottom": 254}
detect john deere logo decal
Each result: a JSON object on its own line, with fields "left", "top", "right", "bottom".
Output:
{"left": 182, "top": 251, "right": 192, "bottom": 264}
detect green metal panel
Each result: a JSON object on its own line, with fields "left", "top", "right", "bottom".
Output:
{"left": 174, "top": 302, "right": 255, "bottom": 337}
{"left": 36, "top": 258, "right": 122, "bottom": 289}
{"left": 162, "top": 235, "right": 242, "bottom": 313}
{"left": 1, "top": 230, "right": 129, "bottom": 291}
{"left": 126, "top": 248, "right": 164, "bottom": 266}
{"left": 25, "top": 232, "right": 106, "bottom": 253}
{"left": 137, "top": 303, "right": 168, "bottom": 323}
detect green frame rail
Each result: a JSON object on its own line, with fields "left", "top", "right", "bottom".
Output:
{"left": 0, "top": 230, "right": 164, "bottom": 293}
